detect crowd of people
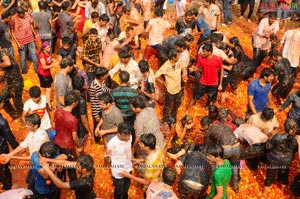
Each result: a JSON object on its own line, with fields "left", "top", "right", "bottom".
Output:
{"left": 1, "top": 0, "right": 300, "bottom": 198}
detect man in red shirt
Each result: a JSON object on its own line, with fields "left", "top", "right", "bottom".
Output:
{"left": 10, "top": 7, "right": 38, "bottom": 74}
{"left": 187, "top": 42, "right": 223, "bottom": 112}
{"left": 54, "top": 91, "right": 82, "bottom": 181}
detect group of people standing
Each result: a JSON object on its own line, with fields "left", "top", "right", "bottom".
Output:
{"left": 1, "top": 0, "right": 300, "bottom": 198}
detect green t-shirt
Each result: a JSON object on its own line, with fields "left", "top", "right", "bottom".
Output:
{"left": 208, "top": 159, "right": 232, "bottom": 199}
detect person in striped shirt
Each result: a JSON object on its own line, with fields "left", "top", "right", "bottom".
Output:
{"left": 88, "top": 67, "right": 110, "bottom": 143}
{"left": 10, "top": 7, "right": 38, "bottom": 74}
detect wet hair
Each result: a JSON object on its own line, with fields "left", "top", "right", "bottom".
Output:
{"left": 140, "top": 133, "right": 156, "bottom": 150}
{"left": 60, "top": 57, "right": 74, "bottom": 69}
{"left": 234, "top": 117, "right": 245, "bottom": 127}
{"left": 98, "top": 93, "right": 113, "bottom": 104}
{"left": 122, "top": 5, "right": 131, "bottom": 13}
{"left": 38, "top": 1, "right": 48, "bottom": 10}
{"left": 185, "top": 9, "right": 194, "bottom": 17}
{"left": 175, "top": 38, "right": 187, "bottom": 50}
{"left": 77, "top": 154, "right": 95, "bottom": 176}
{"left": 270, "top": 33, "right": 278, "bottom": 42}
{"left": 95, "top": 67, "right": 108, "bottom": 79}
{"left": 284, "top": 118, "right": 297, "bottom": 134}
{"left": 268, "top": 12, "right": 277, "bottom": 19}
{"left": 259, "top": 67, "right": 274, "bottom": 78}
{"left": 126, "top": 25, "right": 134, "bottom": 32}
{"left": 138, "top": 59, "right": 150, "bottom": 73}
{"left": 154, "top": 8, "right": 164, "bottom": 17}
{"left": 261, "top": 108, "right": 274, "bottom": 121}
{"left": 118, "top": 122, "right": 132, "bottom": 135}
{"left": 217, "top": 42, "right": 229, "bottom": 51}
{"left": 72, "top": 75, "right": 85, "bottom": 91}
{"left": 64, "top": 91, "right": 80, "bottom": 106}
{"left": 99, "top": 13, "right": 109, "bottom": 22}
{"left": 162, "top": 167, "right": 176, "bottom": 186}
{"left": 91, "top": 11, "right": 99, "bottom": 19}
{"left": 208, "top": 105, "right": 218, "bottom": 120}
{"left": 218, "top": 108, "right": 229, "bottom": 122}
{"left": 62, "top": 37, "right": 72, "bottom": 46}
{"left": 0, "top": 88, "right": 9, "bottom": 103}
{"left": 131, "top": 96, "right": 146, "bottom": 109}
{"left": 183, "top": 34, "right": 194, "bottom": 42}
{"left": 190, "top": 8, "right": 198, "bottom": 17}
{"left": 202, "top": 42, "right": 213, "bottom": 53}
{"left": 181, "top": 115, "right": 193, "bottom": 126}
{"left": 89, "top": 28, "right": 98, "bottom": 35}
{"left": 268, "top": 48, "right": 281, "bottom": 57}
{"left": 39, "top": 142, "right": 59, "bottom": 158}
{"left": 25, "top": 113, "right": 41, "bottom": 127}
{"left": 200, "top": 116, "right": 212, "bottom": 126}
{"left": 118, "top": 48, "right": 131, "bottom": 59}
{"left": 165, "top": 116, "right": 176, "bottom": 128}
{"left": 229, "top": 36, "right": 241, "bottom": 47}
{"left": 207, "top": 145, "right": 223, "bottom": 158}
{"left": 210, "top": 33, "right": 221, "bottom": 44}
{"left": 119, "top": 70, "right": 130, "bottom": 83}
{"left": 16, "top": 7, "right": 25, "bottom": 14}
{"left": 168, "top": 48, "right": 178, "bottom": 60}
{"left": 29, "top": 86, "right": 41, "bottom": 98}
{"left": 61, "top": 1, "right": 71, "bottom": 11}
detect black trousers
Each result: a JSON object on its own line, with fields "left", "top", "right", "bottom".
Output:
{"left": 112, "top": 176, "right": 131, "bottom": 199}
{"left": 4, "top": 84, "right": 24, "bottom": 119}
{"left": 57, "top": 147, "right": 77, "bottom": 182}
{"left": 253, "top": 48, "right": 267, "bottom": 70}
{"left": 163, "top": 90, "right": 183, "bottom": 121}
{"left": 0, "top": 163, "right": 12, "bottom": 190}
{"left": 240, "top": 0, "right": 255, "bottom": 19}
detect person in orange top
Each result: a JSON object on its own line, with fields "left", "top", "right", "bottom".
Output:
{"left": 119, "top": 6, "right": 138, "bottom": 32}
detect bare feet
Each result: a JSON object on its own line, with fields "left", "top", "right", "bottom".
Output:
{"left": 263, "top": 186, "right": 271, "bottom": 194}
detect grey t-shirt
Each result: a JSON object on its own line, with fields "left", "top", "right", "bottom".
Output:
{"left": 33, "top": 11, "right": 52, "bottom": 40}
{"left": 54, "top": 72, "right": 72, "bottom": 108}
{"left": 102, "top": 105, "right": 124, "bottom": 143}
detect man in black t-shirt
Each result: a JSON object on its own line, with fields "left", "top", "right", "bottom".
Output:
{"left": 175, "top": 10, "right": 196, "bottom": 37}
{"left": 0, "top": 12, "right": 14, "bottom": 57}
{"left": 57, "top": 36, "right": 77, "bottom": 63}
{"left": 41, "top": 154, "right": 96, "bottom": 199}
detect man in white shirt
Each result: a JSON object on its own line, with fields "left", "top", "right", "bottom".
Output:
{"left": 109, "top": 48, "right": 142, "bottom": 89}
{"left": 106, "top": 122, "right": 132, "bottom": 199}
{"left": 85, "top": 0, "right": 106, "bottom": 20}
{"left": 234, "top": 117, "right": 269, "bottom": 170}
{"left": 247, "top": 107, "right": 279, "bottom": 138}
{"left": 144, "top": 8, "right": 171, "bottom": 61}
{"left": 1, "top": 113, "right": 49, "bottom": 190}
{"left": 281, "top": 25, "right": 300, "bottom": 77}
{"left": 3, "top": 113, "right": 49, "bottom": 161}
{"left": 198, "top": 0, "right": 221, "bottom": 31}
{"left": 175, "top": 0, "right": 187, "bottom": 18}
{"left": 22, "top": 86, "right": 51, "bottom": 131}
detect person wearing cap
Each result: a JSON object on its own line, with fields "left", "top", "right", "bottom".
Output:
{"left": 37, "top": 41, "right": 58, "bottom": 110}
